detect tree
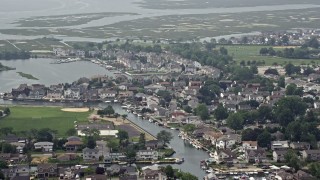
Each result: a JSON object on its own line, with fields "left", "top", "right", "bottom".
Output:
{"left": 226, "top": 113, "right": 244, "bottom": 131}
{"left": 125, "top": 146, "right": 137, "bottom": 159}
{"left": 117, "top": 130, "right": 129, "bottom": 142}
{"left": 213, "top": 104, "right": 228, "bottom": 120}
{"left": 0, "top": 127, "right": 13, "bottom": 136}
{"left": 309, "top": 162, "right": 320, "bottom": 178}
{"left": 3, "top": 107, "right": 10, "bottom": 115}
{"left": 285, "top": 63, "right": 300, "bottom": 75}
{"left": 285, "top": 149, "right": 301, "bottom": 171}
{"left": 157, "top": 130, "right": 173, "bottom": 146}
{"left": 0, "top": 160, "right": 8, "bottom": 169}
{"left": 182, "top": 124, "right": 196, "bottom": 134}
{"left": 36, "top": 128, "right": 54, "bottom": 142}
{"left": 183, "top": 106, "right": 192, "bottom": 113}
{"left": 286, "top": 83, "right": 297, "bottom": 95}
{"left": 66, "top": 128, "right": 77, "bottom": 136}
{"left": 242, "top": 128, "right": 263, "bottom": 141}
{"left": 96, "top": 167, "right": 105, "bottom": 174}
{"left": 138, "top": 133, "right": 146, "bottom": 149}
{"left": 121, "top": 114, "right": 128, "bottom": 122}
{"left": 176, "top": 172, "right": 198, "bottom": 180}
{"left": 278, "top": 76, "right": 285, "bottom": 88}
{"left": 114, "top": 113, "right": 120, "bottom": 120}
{"left": 258, "top": 106, "right": 272, "bottom": 123}
{"left": 195, "top": 104, "right": 210, "bottom": 120}
{"left": 264, "top": 68, "right": 279, "bottom": 75}
{"left": 281, "top": 35, "right": 289, "bottom": 45}
{"left": 257, "top": 130, "right": 271, "bottom": 148}
{"left": 86, "top": 136, "right": 96, "bottom": 149}
{"left": 164, "top": 165, "right": 174, "bottom": 178}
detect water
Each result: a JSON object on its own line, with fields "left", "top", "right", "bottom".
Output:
{"left": 0, "top": 0, "right": 319, "bottom": 40}
{"left": 0, "top": 100, "right": 209, "bottom": 178}
{"left": 0, "top": 58, "right": 114, "bottom": 92}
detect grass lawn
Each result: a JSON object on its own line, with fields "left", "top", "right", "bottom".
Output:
{"left": 219, "top": 45, "right": 320, "bottom": 66}
{"left": 0, "top": 106, "right": 91, "bottom": 137}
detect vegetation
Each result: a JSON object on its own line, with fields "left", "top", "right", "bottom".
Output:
{"left": 0, "top": 106, "right": 90, "bottom": 136}
{"left": 16, "top": 72, "right": 39, "bottom": 80}
{"left": 0, "top": 63, "right": 15, "bottom": 71}
{"left": 0, "top": 51, "right": 31, "bottom": 60}
{"left": 156, "top": 130, "right": 173, "bottom": 146}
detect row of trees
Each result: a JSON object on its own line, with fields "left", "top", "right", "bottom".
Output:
{"left": 0, "top": 51, "right": 31, "bottom": 60}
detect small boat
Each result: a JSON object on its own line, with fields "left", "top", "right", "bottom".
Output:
{"left": 149, "top": 119, "right": 153, "bottom": 123}
{"left": 105, "top": 100, "right": 111, "bottom": 103}
{"left": 118, "top": 162, "right": 127, "bottom": 165}
{"left": 113, "top": 99, "right": 118, "bottom": 102}
{"left": 121, "top": 105, "right": 128, "bottom": 108}
{"left": 138, "top": 114, "right": 142, "bottom": 117}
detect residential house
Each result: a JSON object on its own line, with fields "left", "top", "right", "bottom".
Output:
{"left": 245, "top": 149, "right": 267, "bottom": 163}
{"left": 82, "top": 147, "right": 100, "bottom": 161}
{"left": 5, "top": 164, "right": 30, "bottom": 178}
{"left": 276, "top": 170, "right": 294, "bottom": 180}
{"left": 273, "top": 150, "right": 287, "bottom": 162}
{"left": 77, "top": 123, "right": 118, "bottom": 136}
{"left": 271, "top": 141, "right": 289, "bottom": 150}
{"left": 46, "top": 90, "right": 62, "bottom": 99}
{"left": 118, "top": 91, "right": 134, "bottom": 99}
{"left": 294, "top": 170, "right": 315, "bottom": 180}
{"left": 99, "top": 89, "right": 117, "bottom": 99}
{"left": 28, "top": 89, "right": 46, "bottom": 99}
{"left": 36, "top": 163, "right": 58, "bottom": 178}
{"left": 290, "top": 142, "right": 310, "bottom": 150}
{"left": 34, "top": 142, "right": 54, "bottom": 152}
{"left": 84, "top": 175, "right": 108, "bottom": 180}
{"left": 136, "top": 150, "right": 158, "bottom": 161}
{"left": 203, "top": 131, "right": 223, "bottom": 145}
{"left": 213, "top": 149, "right": 237, "bottom": 164}
{"left": 64, "top": 88, "right": 81, "bottom": 99}
{"left": 143, "top": 169, "right": 167, "bottom": 180}
{"left": 145, "top": 140, "right": 162, "bottom": 150}
{"left": 216, "top": 135, "right": 236, "bottom": 149}
{"left": 301, "top": 149, "right": 320, "bottom": 161}
{"left": 242, "top": 141, "right": 258, "bottom": 150}
{"left": 96, "top": 140, "right": 110, "bottom": 157}
{"left": 64, "top": 136, "right": 83, "bottom": 151}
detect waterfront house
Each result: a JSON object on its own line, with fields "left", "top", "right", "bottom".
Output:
{"left": 273, "top": 150, "right": 287, "bottom": 162}
{"left": 46, "top": 89, "right": 62, "bottom": 99}
{"left": 99, "top": 89, "right": 117, "bottom": 99}
{"left": 136, "top": 150, "right": 158, "bottom": 161}
{"left": 294, "top": 170, "right": 315, "bottom": 180}
{"left": 145, "top": 140, "right": 162, "bottom": 150}
{"left": 36, "top": 163, "right": 58, "bottom": 178}
{"left": 245, "top": 149, "right": 267, "bottom": 163}
{"left": 84, "top": 174, "right": 108, "bottom": 180}
{"left": 216, "top": 135, "right": 236, "bottom": 149}
{"left": 82, "top": 147, "right": 100, "bottom": 161}
{"left": 11, "top": 84, "right": 30, "bottom": 98}
{"left": 276, "top": 170, "right": 294, "bottom": 180}
{"left": 96, "top": 140, "right": 110, "bottom": 157}
{"left": 64, "top": 88, "right": 81, "bottom": 99}
{"left": 301, "top": 149, "right": 320, "bottom": 161}
{"left": 64, "top": 136, "right": 83, "bottom": 151}
{"left": 28, "top": 89, "right": 46, "bottom": 99}
{"left": 213, "top": 149, "right": 237, "bottom": 164}
{"left": 34, "top": 142, "right": 54, "bottom": 152}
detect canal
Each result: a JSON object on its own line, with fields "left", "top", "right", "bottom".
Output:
{"left": 0, "top": 100, "right": 208, "bottom": 178}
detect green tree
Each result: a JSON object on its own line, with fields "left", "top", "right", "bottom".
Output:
{"left": 278, "top": 76, "right": 285, "bottom": 88}
{"left": 122, "top": 114, "right": 128, "bottom": 122}
{"left": 309, "top": 162, "right": 320, "bottom": 178}
{"left": 285, "top": 149, "right": 301, "bottom": 170}
{"left": 164, "top": 165, "right": 174, "bottom": 178}
{"left": 176, "top": 172, "right": 198, "bottom": 180}
{"left": 0, "top": 160, "right": 8, "bottom": 169}
{"left": 213, "top": 104, "right": 229, "bottom": 120}
{"left": 117, "top": 130, "right": 129, "bottom": 142}
{"left": 157, "top": 130, "right": 173, "bottom": 146}
{"left": 258, "top": 106, "right": 272, "bottom": 123}
{"left": 182, "top": 124, "right": 196, "bottom": 134}
{"left": 138, "top": 133, "right": 146, "bottom": 149}
{"left": 257, "top": 130, "right": 271, "bottom": 148}
{"left": 195, "top": 104, "right": 210, "bottom": 120}
{"left": 86, "top": 136, "right": 96, "bottom": 149}
{"left": 286, "top": 83, "right": 297, "bottom": 95}
{"left": 227, "top": 113, "right": 244, "bottom": 131}
{"left": 66, "top": 128, "right": 77, "bottom": 136}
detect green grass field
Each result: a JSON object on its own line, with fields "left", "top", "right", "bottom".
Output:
{"left": 219, "top": 45, "right": 320, "bottom": 66}
{"left": 0, "top": 106, "right": 91, "bottom": 137}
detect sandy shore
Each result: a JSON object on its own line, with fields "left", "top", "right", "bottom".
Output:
{"left": 61, "top": 107, "right": 89, "bottom": 112}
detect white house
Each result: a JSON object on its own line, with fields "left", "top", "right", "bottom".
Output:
{"left": 216, "top": 136, "right": 236, "bottom": 149}
{"left": 64, "top": 88, "right": 80, "bottom": 99}
{"left": 34, "top": 142, "right": 54, "bottom": 152}
{"left": 242, "top": 141, "right": 258, "bottom": 150}
{"left": 136, "top": 150, "right": 158, "bottom": 161}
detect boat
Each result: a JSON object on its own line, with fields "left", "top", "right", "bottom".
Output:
{"left": 133, "top": 111, "right": 137, "bottom": 115}
{"left": 113, "top": 99, "right": 118, "bottom": 102}
{"left": 209, "top": 152, "right": 215, "bottom": 158}
{"left": 149, "top": 119, "right": 153, "bottom": 123}
{"left": 118, "top": 162, "right": 127, "bottom": 165}
{"left": 138, "top": 114, "right": 142, "bottom": 117}
{"left": 105, "top": 100, "right": 111, "bottom": 103}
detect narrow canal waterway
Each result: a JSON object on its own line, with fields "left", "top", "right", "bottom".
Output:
{"left": 0, "top": 100, "right": 208, "bottom": 178}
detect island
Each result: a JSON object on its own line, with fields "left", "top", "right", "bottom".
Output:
{"left": 16, "top": 72, "right": 39, "bottom": 80}
{"left": 0, "top": 63, "right": 15, "bottom": 71}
